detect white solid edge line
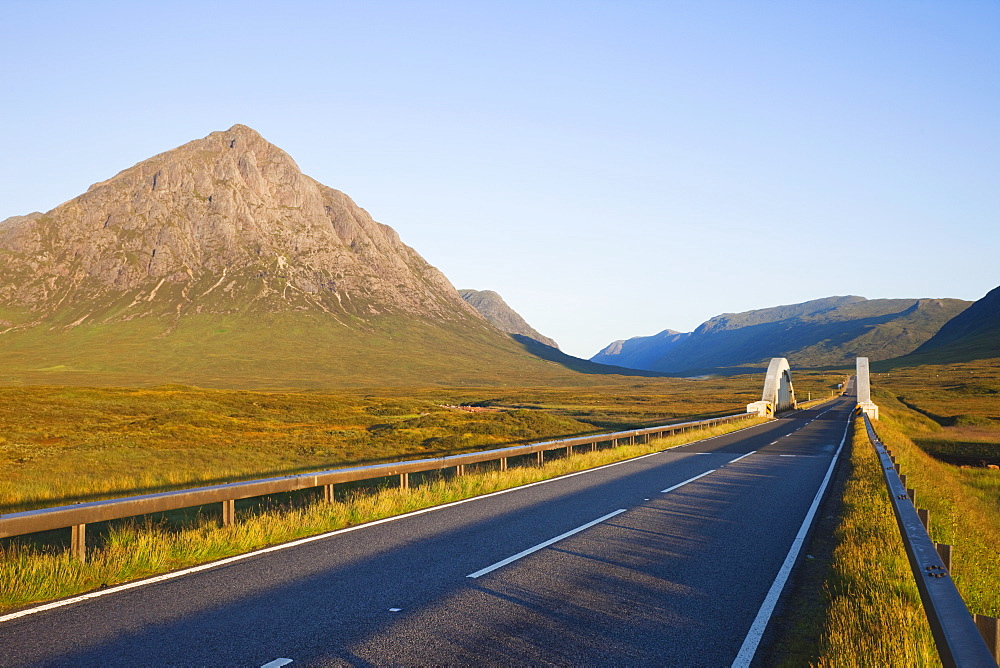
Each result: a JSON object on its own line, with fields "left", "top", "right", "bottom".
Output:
{"left": 661, "top": 469, "right": 716, "bottom": 494}
{"left": 1, "top": 419, "right": 772, "bottom": 625}
{"left": 261, "top": 659, "right": 293, "bottom": 668}
{"left": 730, "top": 413, "right": 852, "bottom": 668}
{"left": 466, "top": 508, "right": 627, "bottom": 579}
{"left": 728, "top": 451, "right": 756, "bottom": 464}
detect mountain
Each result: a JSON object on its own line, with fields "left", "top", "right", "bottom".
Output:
{"left": 592, "top": 329, "right": 688, "bottom": 369}
{"left": 0, "top": 125, "right": 604, "bottom": 388}
{"left": 899, "top": 285, "right": 1000, "bottom": 363}
{"left": 458, "top": 289, "right": 559, "bottom": 348}
{"left": 589, "top": 296, "right": 971, "bottom": 373}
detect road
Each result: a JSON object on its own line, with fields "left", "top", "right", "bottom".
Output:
{"left": 0, "top": 396, "right": 855, "bottom": 666}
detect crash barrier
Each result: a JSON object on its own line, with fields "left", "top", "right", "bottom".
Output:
{"left": 1, "top": 412, "right": 756, "bottom": 562}
{"left": 863, "top": 415, "right": 997, "bottom": 666}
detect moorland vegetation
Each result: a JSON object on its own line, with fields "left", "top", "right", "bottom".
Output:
{"left": 776, "top": 357, "right": 1000, "bottom": 664}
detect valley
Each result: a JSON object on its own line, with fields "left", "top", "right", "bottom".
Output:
{"left": 0, "top": 123, "right": 996, "bottom": 666}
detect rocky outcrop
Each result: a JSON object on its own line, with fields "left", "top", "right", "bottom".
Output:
{"left": 458, "top": 289, "right": 559, "bottom": 349}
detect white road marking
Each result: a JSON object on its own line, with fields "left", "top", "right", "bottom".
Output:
{"left": 388, "top": 608, "right": 402, "bottom": 612}
{"left": 731, "top": 414, "right": 852, "bottom": 667}
{"left": 779, "top": 454, "right": 797, "bottom": 457}
{"left": 261, "top": 659, "right": 292, "bottom": 668}
{"left": 661, "top": 469, "right": 716, "bottom": 493}
{"left": 693, "top": 452, "right": 712, "bottom": 455}
{"left": 467, "top": 509, "right": 627, "bottom": 579}
{"left": 728, "top": 451, "right": 756, "bottom": 464}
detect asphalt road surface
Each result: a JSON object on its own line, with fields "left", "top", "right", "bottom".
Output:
{"left": 0, "top": 396, "right": 856, "bottom": 666}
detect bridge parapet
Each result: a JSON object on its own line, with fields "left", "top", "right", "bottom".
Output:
{"left": 747, "top": 358, "right": 797, "bottom": 417}
{"left": 856, "top": 357, "right": 879, "bottom": 420}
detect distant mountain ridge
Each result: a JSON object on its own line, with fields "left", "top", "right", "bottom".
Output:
{"left": 900, "top": 285, "right": 1000, "bottom": 364}
{"left": 592, "top": 329, "right": 688, "bottom": 370}
{"left": 459, "top": 289, "right": 559, "bottom": 349}
{"left": 591, "top": 296, "right": 971, "bottom": 373}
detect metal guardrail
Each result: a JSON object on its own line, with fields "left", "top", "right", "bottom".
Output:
{"left": 0, "top": 412, "right": 754, "bottom": 560}
{"left": 863, "top": 415, "right": 997, "bottom": 667}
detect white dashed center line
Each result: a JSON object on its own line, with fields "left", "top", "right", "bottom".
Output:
{"left": 661, "top": 469, "right": 716, "bottom": 494}
{"left": 467, "top": 509, "right": 627, "bottom": 579}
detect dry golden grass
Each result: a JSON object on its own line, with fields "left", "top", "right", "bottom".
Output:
{"left": 810, "top": 421, "right": 938, "bottom": 666}
{"left": 0, "top": 418, "right": 765, "bottom": 613}
{"left": 870, "top": 396, "right": 1000, "bottom": 618}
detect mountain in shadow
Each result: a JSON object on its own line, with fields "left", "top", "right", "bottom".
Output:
{"left": 589, "top": 296, "right": 970, "bottom": 373}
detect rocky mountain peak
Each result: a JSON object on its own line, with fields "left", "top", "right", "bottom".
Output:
{"left": 0, "top": 125, "right": 481, "bottom": 332}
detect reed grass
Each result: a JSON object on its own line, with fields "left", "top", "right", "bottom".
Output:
{"left": 0, "top": 418, "right": 764, "bottom": 613}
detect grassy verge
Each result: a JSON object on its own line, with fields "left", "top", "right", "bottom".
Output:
{"left": 771, "top": 419, "right": 937, "bottom": 666}
{"left": 870, "top": 395, "right": 1000, "bottom": 618}
{"left": 0, "top": 417, "right": 765, "bottom": 613}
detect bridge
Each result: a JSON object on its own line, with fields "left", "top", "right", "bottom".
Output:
{"left": 747, "top": 357, "right": 797, "bottom": 416}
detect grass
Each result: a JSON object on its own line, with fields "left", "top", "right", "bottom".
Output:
{"left": 871, "top": 357, "right": 1000, "bottom": 465}
{"left": 774, "top": 420, "right": 937, "bottom": 666}
{"left": 868, "top": 394, "right": 1000, "bottom": 619}
{"left": 773, "top": 358, "right": 1000, "bottom": 665}
{"left": 869, "top": 358, "right": 1000, "bottom": 615}
{"left": 0, "top": 373, "right": 844, "bottom": 513}
{"left": 0, "top": 417, "right": 765, "bottom": 614}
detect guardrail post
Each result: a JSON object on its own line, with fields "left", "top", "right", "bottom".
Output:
{"left": 455, "top": 464, "right": 465, "bottom": 476}
{"left": 222, "top": 499, "right": 235, "bottom": 526}
{"left": 908, "top": 489, "right": 916, "bottom": 506}
{"left": 900, "top": 474, "right": 907, "bottom": 488}
{"left": 918, "top": 508, "right": 930, "bottom": 531}
{"left": 590, "top": 440, "right": 597, "bottom": 452}
{"left": 499, "top": 457, "right": 507, "bottom": 471}
{"left": 565, "top": 445, "right": 572, "bottom": 457}
{"left": 975, "top": 615, "right": 999, "bottom": 663}
{"left": 536, "top": 451, "right": 544, "bottom": 466}
{"left": 935, "top": 543, "right": 952, "bottom": 572}
{"left": 324, "top": 484, "right": 335, "bottom": 503}
{"left": 400, "top": 473, "right": 409, "bottom": 489}
{"left": 71, "top": 524, "right": 86, "bottom": 562}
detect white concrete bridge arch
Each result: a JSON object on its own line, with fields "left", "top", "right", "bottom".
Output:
{"left": 747, "top": 357, "right": 797, "bottom": 417}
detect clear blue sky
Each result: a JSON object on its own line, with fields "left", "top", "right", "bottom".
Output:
{"left": 2, "top": 1, "right": 997, "bottom": 358}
